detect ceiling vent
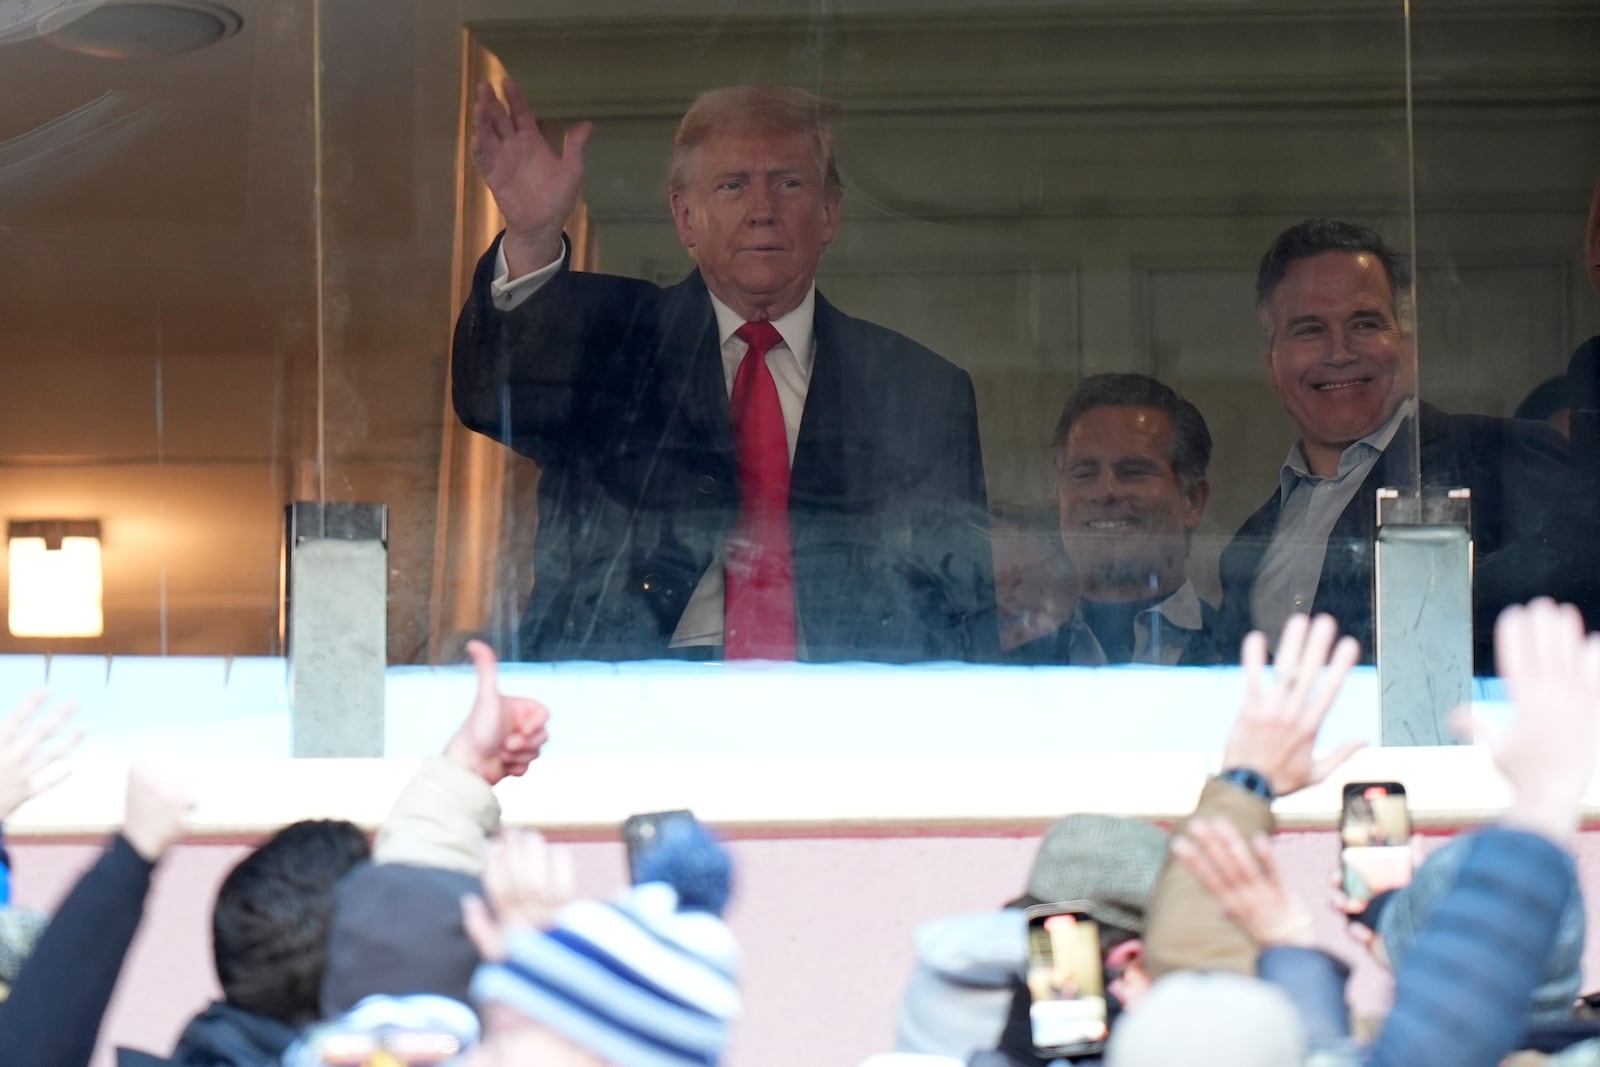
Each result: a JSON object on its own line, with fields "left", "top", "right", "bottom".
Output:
{"left": 47, "top": 0, "right": 242, "bottom": 59}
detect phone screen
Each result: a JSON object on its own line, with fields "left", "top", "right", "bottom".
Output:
{"left": 1025, "top": 903, "right": 1109, "bottom": 1057}
{"left": 1340, "top": 782, "right": 1411, "bottom": 903}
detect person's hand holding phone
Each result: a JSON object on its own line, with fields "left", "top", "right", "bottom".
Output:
{"left": 1336, "top": 847, "right": 1413, "bottom": 910}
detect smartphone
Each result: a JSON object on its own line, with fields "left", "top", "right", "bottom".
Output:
{"left": 622, "top": 809, "right": 697, "bottom": 884}
{"left": 1024, "top": 902, "right": 1109, "bottom": 1058}
{"left": 1340, "top": 781, "right": 1411, "bottom": 904}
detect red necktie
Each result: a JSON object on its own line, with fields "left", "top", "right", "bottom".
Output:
{"left": 724, "top": 320, "right": 797, "bottom": 659}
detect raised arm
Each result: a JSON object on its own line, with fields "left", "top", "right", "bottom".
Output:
{"left": 454, "top": 78, "right": 644, "bottom": 463}
{"left": 470, "top": 78, "right": 592, "bottom": 277}
{"left": 0, "top": 761, "right": 193, "bottom": 1067}
{"left": 1143, "top": 614, "right": 1361, "bottom": 978}
{"left": 374, "top": 639, "right": 551, "bottom": 874}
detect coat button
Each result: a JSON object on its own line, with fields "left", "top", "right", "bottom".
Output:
{"left": 696, "top": 475, "right": 719, "bottom": 495}
{"left": 641, "top": 573, "right": 661, "bottom": 593}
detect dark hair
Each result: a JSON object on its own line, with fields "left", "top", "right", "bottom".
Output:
{"left": 1254, "top": 217, "right": 1410, "bottom": 309}
{"left": 1514, "top": 375, "right": 1569, "bottom": 422}
{"left": 213, "top": 819, "right": 370, "bottom": 1026}
{"left": 1052, "top": 373, "right": 1213, "bottom": 490}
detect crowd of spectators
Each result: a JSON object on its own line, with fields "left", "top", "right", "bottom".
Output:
{"left": 0, "top": 600, "right": 1596, "bottom": 1066}
{"left": 3, "top": 74, "right": 1597, "bottom": 1067}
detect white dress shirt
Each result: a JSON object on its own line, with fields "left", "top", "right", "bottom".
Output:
{"left": 490, "top": 242, "right": 816, "bottom": 648}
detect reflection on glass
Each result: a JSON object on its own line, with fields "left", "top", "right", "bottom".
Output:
{"left": 1406, "top": 3, "right": 1600, "bottom": 672}
{"left": 6, "top": 0, "right": 1597, "bottom": 697}
{"left": 1222, "top": 218, "right": 1424, "bottom": 663}
{"left": 449, "top": 3, "right": 1428, "bottom": 668}
{"left": 453, "top": 82, "right": 997, "bottom": 663}
{"left": 1556, "top": 171, "right": 1600, "bottom": 629}
{"left": 0, "top": 0, "right": 313, "bottom": 657}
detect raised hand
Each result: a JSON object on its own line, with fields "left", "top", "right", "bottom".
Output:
{"left": 460, "top": 827, "right": 577, "bottom": 963}
{"left": 1222, "top": 613, "right": 1364, "bottom": 798}
{"left": 121, "top": 759, "right": 195, "bottom": 863}
{"left": 0, "top": 691, "right": 83, "bottom": 821}
{"left": 1172, "top": 817, "right": 1315, "bottom": 948}
{"left": 444, "top": 639, "right": 551, "bottom": 786}
{"left": 1456, "top": 599, "right": 1600, "bottom": 845}
{"left": 469, "top": 77, "right": 593, "bottom": 276}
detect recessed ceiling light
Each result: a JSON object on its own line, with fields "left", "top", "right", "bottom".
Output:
{"left": 0, "top": 1, "right": 105, "bottom": 45}
{"left": 47, "top": 0, "right": 241, "bottom": 59}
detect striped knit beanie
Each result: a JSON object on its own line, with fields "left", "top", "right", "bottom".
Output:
{"left": 470, "top": 820, "right": 740, "bottom": 1067}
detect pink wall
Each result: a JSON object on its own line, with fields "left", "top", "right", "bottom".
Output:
{"left": 13, "top": 826, "right": 1600, "bottom": 1067}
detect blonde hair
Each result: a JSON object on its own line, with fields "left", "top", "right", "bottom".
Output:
{"left": 667, "top": 85, "right": 843, "bottom": 198}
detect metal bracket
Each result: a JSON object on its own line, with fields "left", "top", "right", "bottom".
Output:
{"left": 282, "top": 502, "right": 388, "bottom": 757}
{"left": 1374, "top": 487, "right": 1472, "bottom": 746}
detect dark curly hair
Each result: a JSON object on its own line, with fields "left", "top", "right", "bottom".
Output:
{"left": 212, "top": 818, "right": 370, "bottom": 1026}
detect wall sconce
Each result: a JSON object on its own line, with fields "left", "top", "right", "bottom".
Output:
{"left": 7, "top": 519, "right": 104, "bottom": 638}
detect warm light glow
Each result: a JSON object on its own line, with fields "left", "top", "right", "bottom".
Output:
{"left": 8, "top": 535, "right": 104, "bottom": 638}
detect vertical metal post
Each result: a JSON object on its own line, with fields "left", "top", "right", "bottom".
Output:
{"left": 1375, "top": 488, "right": 1472, "bottom": 746}
{"left": 284, "top": 502, "right": 388, "bottom": 756}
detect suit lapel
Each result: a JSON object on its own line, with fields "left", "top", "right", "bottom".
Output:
{"left": 657, "top": 271, "right": 736, "bottom": 467}
{"left": 1319, "top": 404, "right": 1429, "bottom": 560}
{"left": 1228, "top": 496, "right": 1283, "bottom": 577}
{"left": 790, "top": 292, "right": 859, "bottom": 506}
{"left": 1310, "top": 405, "right": 1427, "bottom": 645}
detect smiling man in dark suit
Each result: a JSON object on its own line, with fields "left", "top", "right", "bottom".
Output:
{"left": 453, "top": 80, "right": 997, "bottom": 662}
{"left": 1217, "top": 217, "right": 1568, "bottom": 669}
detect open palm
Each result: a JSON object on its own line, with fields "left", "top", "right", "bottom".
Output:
{"left": 469, "top": 78, "right": 592, "bottom": 273}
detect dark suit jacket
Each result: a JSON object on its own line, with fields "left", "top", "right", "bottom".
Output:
{"left": 452, "top": 238, "right": 999, "bottom": 662}
{"left": 1558, "top": 335, "right": 1600, "bottom": 630}
{"left": 1217, "top": 402, "right": 1569, "bottom": 671}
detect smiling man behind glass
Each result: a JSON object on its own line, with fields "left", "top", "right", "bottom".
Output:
{"left": 1218, "top": 217, "right": 1569, "bottom": 670}
{"left": 452, "top": 81, "right": 997, "bottom": 663}
{"left": 1010, "top": 373, "right": 1225, "bottom": 667}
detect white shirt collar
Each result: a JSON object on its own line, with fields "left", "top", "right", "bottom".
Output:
{"left": 1279, "top": 396, "right": 1416, "bottom": 497}
{"left": 708, "top": 286, "right": 817, "bottom": 377}
{"left": 1073, "top": 580, "right": 1207, "bottom": 633}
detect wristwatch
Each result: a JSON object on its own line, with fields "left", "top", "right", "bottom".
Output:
{"left": 1216, "top": 766, "right": 1275, "bottom": 801}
